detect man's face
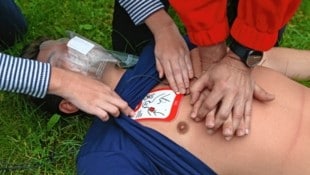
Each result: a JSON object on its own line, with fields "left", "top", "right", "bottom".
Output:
{"left": 37, "top": 38, "right": 69, "bottom": 63}
{"left": 39, "top": 35, "right": 126, "bottom": 80}
{"left": 37, "top": 38, "right": 94, "bottom": 76}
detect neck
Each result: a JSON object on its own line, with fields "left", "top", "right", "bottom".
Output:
{"left": 100, "top": 63, "right": 126, "bottom": 90}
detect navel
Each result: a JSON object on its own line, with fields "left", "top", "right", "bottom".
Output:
{"left": 177, "top": 121, "right": 189, "bottom": 134}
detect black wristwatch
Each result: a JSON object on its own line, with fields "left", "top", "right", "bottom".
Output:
{"left": 229, "top": 39, "right": 263, "bottom": 67}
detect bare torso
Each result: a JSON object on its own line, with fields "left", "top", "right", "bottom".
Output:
{"left": 138, "top": 67, "right": 310, "bottom": 175}
{"left": 38, "top": 39, "right": 310, "bottom": 174}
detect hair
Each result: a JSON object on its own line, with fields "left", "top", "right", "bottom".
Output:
{"left": 21, "top": 37, "right": 83, "bottom": 117}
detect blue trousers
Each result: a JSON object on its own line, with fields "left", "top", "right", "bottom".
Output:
{"left": 0, "top": 0, "right": 27, "bottom": 50}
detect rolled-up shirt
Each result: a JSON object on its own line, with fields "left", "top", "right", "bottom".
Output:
{"left": 0, "top": 52, "right": 50, "bottom": 98}
{"left": 118, "top": 0, "right": 164, "bottom": 25}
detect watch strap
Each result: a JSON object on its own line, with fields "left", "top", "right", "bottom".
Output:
{"left": 229, "top": 39, "right": 252, "bottom": 63}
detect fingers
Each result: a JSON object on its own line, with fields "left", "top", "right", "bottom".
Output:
{"left": 191, "top": 82, "right": 252, "bottom": 139}
{"left": 205, "top": 109, "right": 216, "bottom": 133}
{"left": 222, "top": 115, "right": 234, "bottom": 141}
{"left": 93, "top": 109, "right": 110, "bottom": 121}
{"left": 89, "top": 91, "right": 135, "bottom": 122}
{"left": 213, "top": 91, "right": 252, "bottom": 138}
{"left": 226, "top": 99, "right": 247, "bottom": 139}
{"left": 175, "top": 52, "right": 192, "bottom": 93}
{"left": 190, "top": 94, "right": 205, "bottom": 120}
{"left": 231, "top": 98, "right": 245, "bottom": 133}
{"left": 110, "top": 99, "right": 134, "bottom": 117}
{"left": 212, "top": 95, "right": 234, "bottom": 130}
{"left": 182, "top": 52, "right": 194, "bottom": 87}
{"left": 243, "top": 99, "right": 252, "bottom": 135}
{"left": 221, "top": 111, "right": 249, "bottom": 141}
{"left": 236, "top": 119, "right": 246, "bottom": 137}
{"left": 105, "top": 92, "right": 135, "bottom": 117}
{"left": 179, "top": 62, "right": 190, "bottom": 93}
{"left": 155, "top": 58, "right": 164, "bottom": 79}
{"left": 164, "top": 56, "right": 193, "bottom": 94}
{"left": 190, "top": 87, "right": 209, "bottom": 119}
{"left": 185, "top": 52, "right": 194, "bottom": 79}
{"left": 206, "top": 85, "right": 230, "bottom": 129}
{"left": 204, "top": 100, "right": 251, "bottom": 139}
{"left": 165, "top": 60, "right": 185, "bottom": 94}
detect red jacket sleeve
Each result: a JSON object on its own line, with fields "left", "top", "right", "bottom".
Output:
{"left": 232, "top": 0, "right": 301, "bottom": 51}
{"left": 169, "top": 0, "right": 229, "bottom": 46}
{"left": 169, "top": 0, "right": 301, "bottom": 51}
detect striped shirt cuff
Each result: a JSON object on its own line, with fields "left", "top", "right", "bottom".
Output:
{"left": 118, "top": 0, "right": 164, "bottom": 25}
{"left": 0, "top": 52, "right": 51, "bottom": 98}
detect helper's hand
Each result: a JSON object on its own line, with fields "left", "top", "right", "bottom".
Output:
{"left": 190, "top": 50, "right": 275, "bottom": 135}
{"left": 154, "top": 24, "right": 192, "bottom": 94}
{"left": 190, "top": 86, "right": 247, "bottom": 140}
{"left": 190, "top": 47, "right": 247, "bottom": 139}
{"left": 145, "top": 9, "right": 193, "bottom": 94}
{"left": 48, "top": 67, "right": 135, "bottom": 121}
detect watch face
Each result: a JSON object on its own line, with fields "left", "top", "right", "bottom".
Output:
{"left": 246, "top": 51, "right": 263, "bottom": 67}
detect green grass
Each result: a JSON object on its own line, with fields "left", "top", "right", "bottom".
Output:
{"left": 1, "top": 1, "right": 115, "bottom": 174}
{"left": 1, "top": 1, "right": 310, "bottom": 174}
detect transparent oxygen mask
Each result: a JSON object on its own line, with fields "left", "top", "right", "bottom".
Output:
{"left": 67, "top": 31, "right": 139, "bottom": 68}
{"left": 46, "top": 32, "right": 139, "bottom": 80}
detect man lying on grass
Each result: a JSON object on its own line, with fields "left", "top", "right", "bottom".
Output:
{"left": 21, "top": 35, "right": 310, "bottom": 175}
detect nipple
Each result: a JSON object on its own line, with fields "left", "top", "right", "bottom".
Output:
{"left": 177, "top": 121, "right": 189, "bottom": 134}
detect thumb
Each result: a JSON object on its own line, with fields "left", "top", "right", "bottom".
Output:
{"left": 190, "top": 73, "right": 210, "bottom": 104}
{"left": 253, "top": 83, "right": 275, "bottom": 102}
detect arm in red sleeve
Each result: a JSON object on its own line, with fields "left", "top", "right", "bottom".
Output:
{"left": 169, "top": 0, "right": 229, "bottom": 46}
{"left": 231, "top": 0, "right": 302, "bottom": 51}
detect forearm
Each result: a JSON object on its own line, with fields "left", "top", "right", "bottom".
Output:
{"left": 261, "top": 47, "right": 310, "bottom": 80}
{"left": 117, "top": 0, "right": 164, "bottom": 25}
{"left": 0, "top": 52, "right": 50, "bottom": 98}
{"left": 169, "top": 0, "right": 229, "bottom": 46}
{"left": 231, "top": 0, "right": 301, "bottom": 51}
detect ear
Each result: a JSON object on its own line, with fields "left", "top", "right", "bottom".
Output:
{"left": 58, "top": 99, "right": 79, "bottom": 114}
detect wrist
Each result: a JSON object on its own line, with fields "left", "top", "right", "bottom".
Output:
{"left": 199, "top": 41, "right": 227, "bottom": 63}
{"left": 48, "top": 67, "right": 67, "bottom": 96}
{"left": 145, "top": 9, "right": 176, "bottom": 38}
{"left": 229, "top": 39, "right": 263, "bottom": 68}
{"left": 222, "top": 53, "right": 251, "bottom": 72}
{"left": 227, "top": 49, "right": 243, "bottom": 62}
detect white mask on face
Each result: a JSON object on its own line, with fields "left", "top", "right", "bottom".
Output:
{"left": 65, "top": 36, "right": 119, "bottom": 79}
{"left": 66, "top": 32, "right": 139, "bottom": 69}
{"left": 45, "top": 34, "right": 139, "bottom": 80}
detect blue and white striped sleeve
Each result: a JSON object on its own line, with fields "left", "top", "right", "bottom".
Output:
{"left": 118, "top": 0, "right": 164, "bottom": 25}
{"left": 0, "top": 52, "right": 51, "bottom": 98}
